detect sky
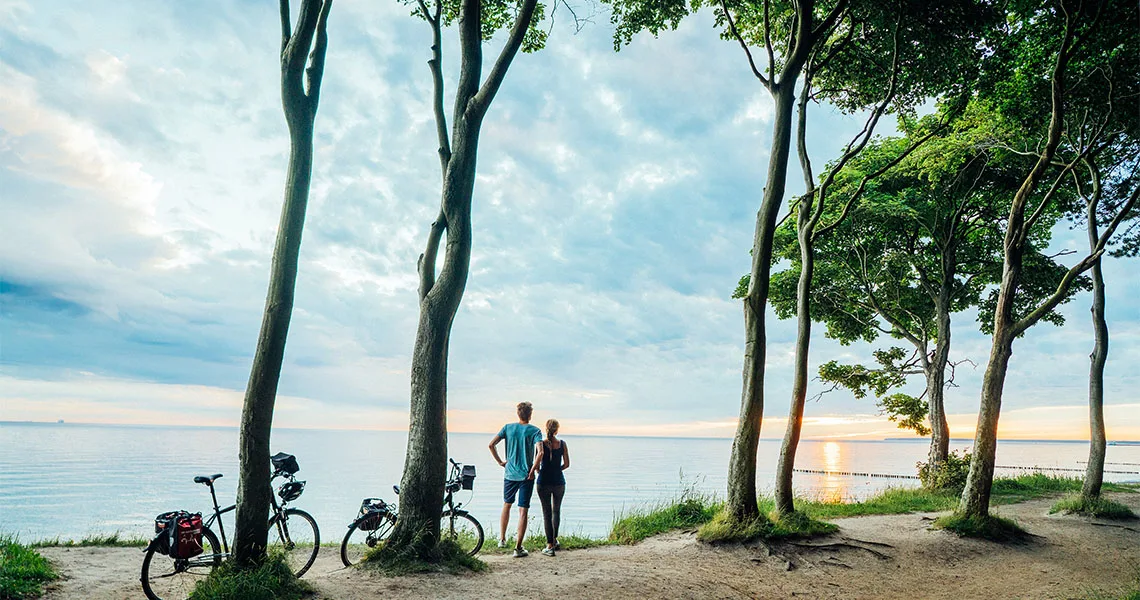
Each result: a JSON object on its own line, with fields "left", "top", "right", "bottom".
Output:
{"left": 1, "top": 0, "right": 1138, "bottom": 441}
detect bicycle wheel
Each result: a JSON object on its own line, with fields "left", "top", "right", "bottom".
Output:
{"left": 268, "top": 508, "right": 320, "bottom": 577}
{"left": 440, "top": 511, "right": 483, "bottom": 557}
{"left": 141, "top": 526, "right": 222, "bottom": 600}
{"left": 340, "top": 514, "right": 396, "bottom": 567}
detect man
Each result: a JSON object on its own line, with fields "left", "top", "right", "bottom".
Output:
{"left": 488, "top": 401, "right": 543, "bottom": 557}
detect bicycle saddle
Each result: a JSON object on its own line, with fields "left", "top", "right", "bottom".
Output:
{"left": 194, "top": 473, "right": 224, "bottom": 484}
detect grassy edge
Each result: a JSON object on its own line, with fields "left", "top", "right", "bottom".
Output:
{"left": 1050, "top": 494, "right": 1139, "bottom": 520}
{"left": 932, "top": 512, "right": 1028, "bottom": 542}
{"left": 1, "top": 535, "right": 59, "bottom": 600}
{"left": 30, "top": 532, "right": 149, "bottom": 548}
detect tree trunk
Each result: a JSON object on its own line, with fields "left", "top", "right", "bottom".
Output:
{"left": 233, "top": 119, "right": 315, "bottom": 567}
{"left": 1082, "top": 214, "right": 1108, "bottom": 500}
{"left": 233, "top": 0, "right": 330, "bottom": 566}
{"left": 957, "top": 326, "right": 1014, "bottom": 517}
{"left": 774, "top": 212, "right": 814, "bottom": 516}
{"left": 726, "top": 84, "right": 798, "bottom": 522}
{"left": 926, "top": 281, "right": 953, "bottom": 468}
{"left": 386, "top": 124, "right": 478, "bottom": 556}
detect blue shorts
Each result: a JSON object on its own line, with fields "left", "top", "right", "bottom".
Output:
{"left": 503, "top": 478, "right": 535, "bottom": 508}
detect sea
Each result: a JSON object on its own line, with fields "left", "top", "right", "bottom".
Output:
{"left": 2, "top": 421, "right": 1137, "bottom": 542}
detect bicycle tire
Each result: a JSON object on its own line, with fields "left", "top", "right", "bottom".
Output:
{"left": 268, "top": 507, "right": 320, "bottom": 577}
{"left": 140, "top": 526, "right": 222, "bottom": 600}
{"left": 440, "top": 510, "right": 484, "bottom": 557}
{"left": 340, "top": 513, "right": 396, "bottom": 567}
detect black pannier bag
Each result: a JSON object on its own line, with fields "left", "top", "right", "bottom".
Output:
{"left": 153, "top": 510, "right": 181, "bottom": 555}
{"left": 154, "top": 510, "right": 204, "bottom": 558}
{"left": 271, "top": 452, "right": 300, "bottom": 475}
{"left": 357, "top": 498, "right": 389, "bottom": 531}
{"left": 461, "top": 464, "right": 476, "bottom": 490}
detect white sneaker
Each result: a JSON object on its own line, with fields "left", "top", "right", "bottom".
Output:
{"left": 541, "top": 547, "right": 556, "bottom": 557}
{"left": 513, "top": 547, "right": 529, "bottom": 558}
{"left": 497, "top": 539, "right": 508, "bottom": 549}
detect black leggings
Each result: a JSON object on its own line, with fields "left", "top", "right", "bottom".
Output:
{"left": 537, "top": 484, "right": 565, "bottom": 545}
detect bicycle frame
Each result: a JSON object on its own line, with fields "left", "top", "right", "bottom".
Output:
{"left": 199, "top": 471, "right": 293, "bottom": 555}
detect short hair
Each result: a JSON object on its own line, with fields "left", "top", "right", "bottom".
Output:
{"left": 517, "top": 402, "right": 533, "bottom": 422}
{"left": 545, "top": 419, "right": 559, "bottom": 439}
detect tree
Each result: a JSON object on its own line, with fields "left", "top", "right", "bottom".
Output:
{"left": 233, "top": 0, "right": 333, "bottom": 567}
{"left": 1073, "top": 144, "right": 1139, "bottom": 502}
{"left": 605, "top": 0, "right": 942, "bottom": 526}
{"left": 768, "top": 105, "right": 1076, "bottom": 481}
{"left": 385, "top": 0, "right": 549, "bottom": 559}
{"left": 957, "top": 0, "right": 1140, "bottom": 520}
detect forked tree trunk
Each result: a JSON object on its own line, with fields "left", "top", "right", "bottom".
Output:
{"left": 385, "top": 0, "right": 536, "bottom": 558}
{"left": 1082, "top": 215, "right": 1108, "bottom": 500}
{"left": 726, "top": 84, "right": 798, "bottom": 523}
{"left": 233, "top": 0, "right": 331, "bottom": 567}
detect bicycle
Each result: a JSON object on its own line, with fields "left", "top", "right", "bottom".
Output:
{"left": 140, "top": 452, "right": 320, "bottom": 600}
{"left": 340, "top": 458, "right": 483, "bottom": 566}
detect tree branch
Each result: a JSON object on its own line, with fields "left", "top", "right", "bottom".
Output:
{"left": 304, "top": 0, "right": 333, "bottom": 110}
{"left": 471, "top": 0, "right": 540, "bottom": 117}
{"left": 720, "top": 0, "right": 770, "bottom": 87}
{"left": 419, "top": 0, "right": 451, "bottom": 176}
{"left": 418, "top": 210, "right": 447, "bottom": 299}
{"left": 1012, "top": 183, "right": 1140, "bottom": 337}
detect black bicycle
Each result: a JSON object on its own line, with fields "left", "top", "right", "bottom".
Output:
{"left": 140, "top": 452, "right": 320, "bottom": 600}
{"left": 340, "top": 458, "right": 483, "bottom": 566}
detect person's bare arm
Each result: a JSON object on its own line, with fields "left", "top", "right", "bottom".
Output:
{"left": 527, "top": 441, "right": 543, "bottom": 480}
{"left": 489, "top": 434, "right": 505, "bottom": 467}
{"left": 561, "top": 441, "right": 570, "bottom": 471}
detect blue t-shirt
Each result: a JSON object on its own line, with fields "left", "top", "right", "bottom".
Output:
{"left": 498, "top": 422, "right": 543, "bottom": 481}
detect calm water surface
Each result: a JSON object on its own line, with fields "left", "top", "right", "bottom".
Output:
{"left": 2, "top": 422, "right": 1137, "bottom": 540}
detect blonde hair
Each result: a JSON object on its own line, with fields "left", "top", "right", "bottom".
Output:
{"left": 545, "top": 418, "right": 560, "bottom": 440}
{"left": 517, "top": 402, "right": 533, "bottom": 422}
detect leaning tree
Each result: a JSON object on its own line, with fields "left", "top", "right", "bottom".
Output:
{"left": 233, "top": 0, "right": 333, "bottom": 567}
{"left": 957, "top": 0, "right": 1140, "bottom": 520}
{"left": 385, "top": 0, "right": 554, "bottom": 559}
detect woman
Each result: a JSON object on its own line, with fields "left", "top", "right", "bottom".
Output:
{"left": 529, "top": 418, "right": 569, "bottom": 557}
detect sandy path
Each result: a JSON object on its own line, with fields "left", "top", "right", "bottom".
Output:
{"left": 40, "top": 493, "right": 1140, "bottom": 599}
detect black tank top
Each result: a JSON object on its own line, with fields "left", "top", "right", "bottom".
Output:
{"left": 537, "top": 440, "right": 565, "bottom": 486}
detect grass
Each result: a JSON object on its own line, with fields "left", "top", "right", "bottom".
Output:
{"left": 610, "top": 492, "right": 720, "bottom": 545}
{"left": 932, "top": 512, "right": 1028, "bottom": 542}
{"left": 480, "top": 533, "right": 613, "bottom": 554}
{"left": 361, "top": 538, "right": 487, "bottom": 576}
{"left": 189, "top": 553, "right": 313, "bottom": 600}
{"left": 1050, "top": 494, "right": 1138, "bottom": 520}
{"left": 30, "top": 532, "right": 149, "bottom": 548}
{"left": 1, "top": 536, "right": 58, "bottom": 600}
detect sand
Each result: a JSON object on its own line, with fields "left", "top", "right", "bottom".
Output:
{"left": 39, "top": 492, "right": 1140, "bottom": 599}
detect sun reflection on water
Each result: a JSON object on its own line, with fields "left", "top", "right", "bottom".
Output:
{"left": 819, "top": 441, "right": 846, "bottom": 503}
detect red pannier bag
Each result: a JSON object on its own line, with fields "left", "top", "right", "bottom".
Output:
{"left": 171, "top": 512, "right": 204, "bottom": 559}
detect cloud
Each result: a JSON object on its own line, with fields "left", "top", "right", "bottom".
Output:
{"left": 0, "top": 0, "right": 1137, "bottom": 443}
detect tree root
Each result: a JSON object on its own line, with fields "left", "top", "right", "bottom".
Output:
{"left": 786, "top": 542, "right": 892, "bottom": 560}
{"left": 839, "top": 536, "right": 894, "bottom": 548}
{"left": 1089, "top": 522, "right": 1140, "bottom": 533}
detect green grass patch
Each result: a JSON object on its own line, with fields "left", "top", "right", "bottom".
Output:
{"left": 31, "top": 532, "right": 149, "bottom": 548}
{"left": 933, "top": 512, "right": 1028, "bottom": 542}
{"left": 1, "top": 536, "right": 59, "bottom": 600}
{"left": 695, "top": 511, "right": 769, "bottom": 543}
{"left": 697, "top": 506, "right": 836, "bottom": 543}
{"left": 481, "top": 533, "right": 612, "bottom": 554}
{"left": 1050, "top": 494, "right": 1137, "bottom": 520}
{"left": 362, "top": 538, "right": 487, "bottom": 576}
{"left": 189, "top": 552, "right": 313, "bottom": 600}
{"left": 610, "top": 492, "right": 721, "bottom": 545}
{"left": 789, "top": 487, "right": 957, "bottom": 519}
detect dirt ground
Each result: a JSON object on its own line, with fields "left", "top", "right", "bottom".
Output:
{"left": 40, "top": 493, "right": 1140, "bottom": 599}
